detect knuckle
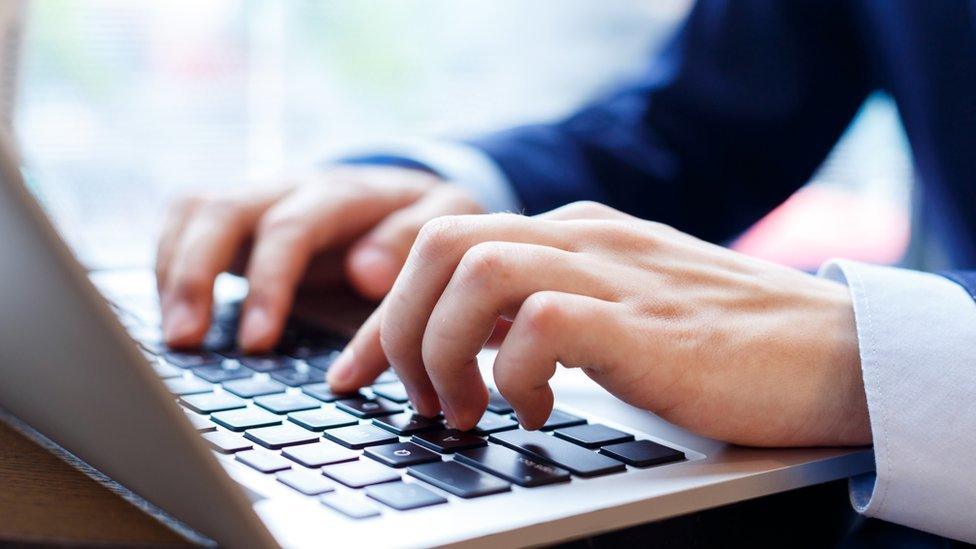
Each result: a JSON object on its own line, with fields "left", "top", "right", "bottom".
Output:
{"left": 564, "top": 200, "right": 615, "bottom": 218}
{"left": 456, "top": 242, "right": 510, "bottom": 290}
{"left": 414, "top": 215, "right": 466, "bottom": 260}
{"left": 518, "top": 291, "right": 566, "bottom": 336}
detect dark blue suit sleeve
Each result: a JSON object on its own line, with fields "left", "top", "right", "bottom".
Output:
{"left": 939, "top": 271, "right": 976, "bottom": 303}
{"left": 468, "top": 0, "right": 873, "bottom": 242}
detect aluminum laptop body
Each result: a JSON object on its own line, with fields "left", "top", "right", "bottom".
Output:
{"left": 0, "top": 131, "right": 875, "bottom": 547}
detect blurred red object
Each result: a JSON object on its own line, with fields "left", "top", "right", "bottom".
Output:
{"left": 732, "top": 185, "right": 909, "bottom": 271}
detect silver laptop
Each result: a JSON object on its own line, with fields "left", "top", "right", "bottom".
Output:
{"left": 0, "top": 129, "right": 874, "bottom": 547}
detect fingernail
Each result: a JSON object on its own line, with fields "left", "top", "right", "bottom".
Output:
{"left": 239, "top": 306, "right": 271, "bottom": 349}
{"left": 326, "top": 349, "right": 354, "bottom": 386}
{"left": 163, "top": 301, "right": 199, "bottom": 343}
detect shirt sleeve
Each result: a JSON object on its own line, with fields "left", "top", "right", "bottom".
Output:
{"left": 332, "top": 140, "right": 522, "bottom": 213}
{"left": 818, "top": 259, "right": 976, "bottom": 544}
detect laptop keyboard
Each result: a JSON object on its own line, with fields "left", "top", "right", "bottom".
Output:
{"left": 113, "top": 299, "right": 688, "bottom": 520}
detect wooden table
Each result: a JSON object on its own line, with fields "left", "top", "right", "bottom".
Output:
{"left": 0, "top": 420, "right": 187, "bottom": 546}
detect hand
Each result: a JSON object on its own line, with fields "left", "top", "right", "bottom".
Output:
{"left": 328, "top": 201, "right": 870, "bottom": 447}
{"left": 155, "top": 165, "right": 482, "bottom": 352}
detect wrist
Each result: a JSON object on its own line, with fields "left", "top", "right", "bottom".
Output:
{"left": 819, "top": 280, "right": 871, "bottom": 445}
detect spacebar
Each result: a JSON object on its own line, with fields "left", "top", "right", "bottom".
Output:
{"left": 488, "top": 430, "right": 626, "bottom": 478}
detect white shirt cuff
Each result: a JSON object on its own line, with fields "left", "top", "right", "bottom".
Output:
{"left": 333, "top": 140, "right": 521, "bottom": 213}
{"left": 819, "top": 259, "right": 976, "bottom": 543}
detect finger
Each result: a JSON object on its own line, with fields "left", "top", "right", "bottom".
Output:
{"left": 380, "top": 213, "right": 574, "bottom": 417}
{"left": 493, "top": 291, "right": 623, "bottom": 429}
{"left": 161, "top": 202, "right": 263, "bottom": 347}
{"left": 238, "top": 184, "right": 425, "bottom": 352}
{"left": 324, "top": 305, "right": 403, "bottom": 394}
{"left": 421, "top": 242, "right": 618, "bottom": 428}
{"left": 155, "top": 195, "right": 200, "bottom": 294}
{"left": 346, "top": 185, "right": 481, "bottom": 300}
{"left": 536, "top": 200, "right": 635, "bottom": 221}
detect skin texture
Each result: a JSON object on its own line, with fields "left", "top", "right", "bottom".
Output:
{"left": 157, "top": 175, "right": 869, "bottom": 448}
{"left": 155, "top": 166, "right": 482, "bottom": 352}
{"left": 326, "top": 201, "right": 870, "bottom": 447}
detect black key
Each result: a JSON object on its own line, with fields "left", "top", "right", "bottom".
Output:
{"left": 322, "top": 459, "right": 401, "bottom": 488}
{"left": 280, "top": 332, "right": 345, "bottom": 360}
{"left": 164, "top": 351, "right": 224, "bottom": 368}
{"left": 371, "top": 383, "right": 408, "bottom": 403}
{"left": 281, "top": 442, "right": 358, "bottom": 468}
{"left": 192, "top": 362, "right": 253, "bottom": 383}
{"left": 184, "top": 411, "right": 216, "bottom": 432}
{"left": 411, "top": 429, "right": 486, "bottom": 454}
{"left": 164, "top": 377, "right": 213, "bottom": 396}
{"left": 487, "top": 390, "right": 513, "bottom": 414}
{"left": 539, "top": 409, "right": 587, "bottom": 431}
{"left": 407, "top": 461, "right": 510, "bottom": 498}
{"left": 321, "top": 493, "right": 380, "bottom": 519}
{"left": 302, "top": 382, "right": 360, "bottom": 403}
{"left": 239, "top": 355, "right": 300, "bottom": 373}
{"left": 244, "top": 424, "right": 319, "bottom": 449}
{"left": 335, "top": 397, "right": 402, "bottom": 419}
{"left": 364, "top": 442, "right": 440, "bottom": 468}
{"left": 151, "top": 360, "right": 182, "bottom": 379}
{"left": 276, "top": 469, "right": 336, "bottom": 496}
{"left": 236, "top": 449, "right": 291, "bottom": 473}
{"left": 179, "top": 392, "right": 247, "bottom": 414}
{"left": 216, "top": 348, "right": 245, "bottom": 359}
{"left": 201, "top": 323, "right": 236, "bottom": 352}
{"left": 323, "top": 424, "right": 398, "bottom": 449}
{"left": 372, "top": 412, "right": 443, "bottom": 435}
{"left": 270, "top": 365, "right": 326, "bottom": 387}
{"left": 366, "top": 482, "right": 447, "bottom": 511}
{"left": 288, "top": 408, "right": 358, "bottom": 431}
{"left": 553, "top": 424, "right": 634, "bottom": 449}
{"left": 472, "top": 411, "right": 518, "bottom": 435}
{"left": 305, "top": 350, "right": 341, "bottom": 371}
{"left": 599, "top": 440, "right": 685, "bottom": 467}
{"left": 211, "top": 407, "right": 281, "bottom": 431}
{"left": 253, "top": 393, "right": 321, "bottom": 414}
{"left": 222, "top": 378, "right": 286, "bottom": 398}
{"left": 201, "top": 431, "right": 252, "bottom": 454}
{"left": 489, "top": 429, "right": 625, "bottom": 478}
{"left": 456, "top": 445, "right": 571, "bottom": 487}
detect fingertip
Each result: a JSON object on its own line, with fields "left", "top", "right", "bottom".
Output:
{"left": 238, "top": 305, "right": 279, "bottom": 353}
{"left": 511, "top": 390, "right": 554, "bottom": 431}
{"left": 325, "top": 349, "right": 357, "bottom": 391}
{"left": 410, "top": 390, "right": 442, "bottom": 419}
{"left": 347, "top": 244, "right": 399, "bottom": 300}
{"left": 163, "top": 301, "right": 206, "bottom": 349}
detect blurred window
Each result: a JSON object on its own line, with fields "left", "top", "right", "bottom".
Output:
{"left": 17, "top": 0, "right": 912, "bottom": 270}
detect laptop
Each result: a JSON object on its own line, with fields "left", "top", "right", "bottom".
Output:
{"left": 0, "top": 129, "right": 874, "bottom": 547}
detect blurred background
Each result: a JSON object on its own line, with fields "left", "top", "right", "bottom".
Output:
{"left": 14, "top": 0, "right": 914, "bottom": 270}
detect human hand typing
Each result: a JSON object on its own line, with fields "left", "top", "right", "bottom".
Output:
{"left": 155, "top": 165, "right": 482, "bottom": 352}
{"left": 327, "top": 201, "right": 870, "bottom": 447}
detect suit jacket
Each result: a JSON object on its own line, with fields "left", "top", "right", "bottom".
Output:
{"left": 468, "top": 0, "right": 976, "bottom": 270}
